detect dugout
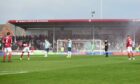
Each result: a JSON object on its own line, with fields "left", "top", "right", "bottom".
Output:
{"left": 8, "top": 19, "right": 140, "bottom": 52}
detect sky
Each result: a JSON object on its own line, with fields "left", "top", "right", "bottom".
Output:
{"left": 0, "top": 0, "right": 140, "bottom": 24}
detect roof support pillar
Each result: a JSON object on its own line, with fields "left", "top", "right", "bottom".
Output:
{"left": 53, "top": 26, "right": 56, "bottom": 51}
{"left": 14, "top": 25, "right": 17, "bottom": 42}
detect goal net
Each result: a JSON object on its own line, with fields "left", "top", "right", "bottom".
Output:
{"left": 57, "top": 39, "right": 104, "bottom": 55}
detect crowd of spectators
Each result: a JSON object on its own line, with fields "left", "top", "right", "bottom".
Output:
{"left": 12, "top": 34, "right": 51, "bottom": 50}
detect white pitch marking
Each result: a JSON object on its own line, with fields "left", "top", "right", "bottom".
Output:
{"left": 0, "top": 71, "right": 28, "bottom": 75}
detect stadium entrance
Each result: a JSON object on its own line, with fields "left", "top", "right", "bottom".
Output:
{"left": 8, "top": 19, "right": 140, "bottom": 55}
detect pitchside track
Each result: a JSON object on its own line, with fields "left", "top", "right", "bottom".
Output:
{"left": 0, "top": 55, "right": 140, "bottom": 84}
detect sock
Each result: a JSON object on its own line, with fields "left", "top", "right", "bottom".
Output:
{"left": 8, "top": 53, "right": 12, "bottom": 62}
{"left": 106, "top": 52, "right": 108, "bottom": 57}
{"left": 21, "top": 52, "right": 24, "bottom": 58}
{"left": 46, "top": 52, "right": 48, "bottom": 56}
{"left": 128, "top": 53, "right": 131, "bottom": 58}
{"left": 3, "top": 53, "right": 6, "bottom": 62}
{"left": 44, "top": 52, "right": 48, "bottom": 57}
{"left": 69, "top": 52, "right": 72, "bottom": 57}
{"left": 28, "top": 52, "right": 30, "bottom": 59}
{"left": 68, "top": 52, "right": 70, "bottom": 56}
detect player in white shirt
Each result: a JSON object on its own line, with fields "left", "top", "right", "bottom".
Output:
{"left": 44, "top": 38, "right": 51, "bottom": 57}
{"left": 67, "top": 39, "right": 72, "bottom": 58}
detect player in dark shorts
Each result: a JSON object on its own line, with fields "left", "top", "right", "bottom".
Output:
{"left": 68, "top": 47, "right": 71, "bottom": 52}
{"left": 67, "top": 39, "right": 72, "bottom": 58}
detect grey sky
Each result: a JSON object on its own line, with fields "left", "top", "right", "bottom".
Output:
{"left": 0, "top": 0, "right": 140, "bottom": 24}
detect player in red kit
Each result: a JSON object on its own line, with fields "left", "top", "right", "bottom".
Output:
{"left": 2, "top": 32, "right": 12, "bottom": 62}
{"left": 20, "top": 40, "right": 31, "bottom": 60}
{"left": 126, "top": 35, "right": 135, "bottom": 60}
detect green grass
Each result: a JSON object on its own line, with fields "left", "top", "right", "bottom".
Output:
{"left": 0, "top": 55, "right": 140, "bottom": 84}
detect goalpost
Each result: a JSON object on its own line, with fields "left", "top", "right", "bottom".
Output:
{"left": 57, "top": 39, "right": 104, "bottom": 55}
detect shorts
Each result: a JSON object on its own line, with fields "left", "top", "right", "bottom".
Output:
{"left": 105, "top": 47, "right": 108, "bottom": 51}
{"left": 4, "top": 47, "right": 12, "bottom": 53}
{"left": 23, "top": 47, "right": 30, "bottom": 53}
{"left": 67, "top": 47, "right": 71, "bottom": 51}
{"left": 45, "top": 48, "right": 49, "bottom": 52}
{"left": 127, "top": 47, "right": 133, "bottom": 52}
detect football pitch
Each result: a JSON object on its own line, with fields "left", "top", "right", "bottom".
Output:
{"left": 0, "top": 55, "right": 140, "bottom": 84}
